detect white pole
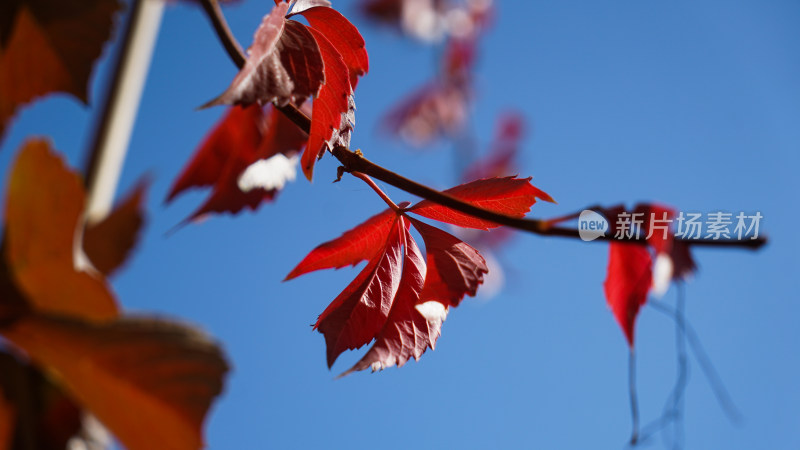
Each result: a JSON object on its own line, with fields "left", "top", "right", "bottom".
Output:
{"left": 84, "top": 0, "right": 164, "bottom": 223}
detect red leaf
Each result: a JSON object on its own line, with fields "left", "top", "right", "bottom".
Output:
{"left": 285, "top": 208, "right": 398, "bottom": 280}
{"left": 670, "top": 240, "right": 697, "bottom": 281}
{"left": 604, "top": 242, "right": 652, "bottom": 347}
{"left": 204, "top": 2, "right": 323, "bottom": 108}
{"left": 167, "top": 105, "right": 263, "bottom": 202}
{"left": 291, "top": 201, "right": 492, "bottom": 372}
{"left": 301, "top": 26, "right": 352, "bottom": 180}
{"left": 314, "top": 216, "right": 405, "bottom": 367}
{"left": 167, "top": 104, "right": 306, "bottom": 222}
{"left": 296, "top": 6, "right": 369, "bottom": 88}
{"left": 410, "top": 218, "right": 488, "bottom": 307}
{"left": 409, "top": 177, "right": 555, "bottom": 230}
{"left": 342, "top": 224, "right": 436, "bottom": 375}
{"left": 633, "top": 203, "right": 676, "bottom": 255}
{"left": 257, "top": 101, "right": 309, "bottom": 160}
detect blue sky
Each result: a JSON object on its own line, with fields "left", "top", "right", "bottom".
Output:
{"left": 2, "top": 0, "right": 799, "bottom": 448}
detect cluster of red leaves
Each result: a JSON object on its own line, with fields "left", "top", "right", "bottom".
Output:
{"left": 377, "top": 1, "right": 491, "bottom": 146}
{"left": 0, "top": 140, "right": 228, "bottom": 450}
{"left": 0, "top": 0, "right": 121, "bottom": 141}
{"left": 203, "top": 0, "right": 368, "bottom": 181}
{"left": 287, "top": 176, "right": 554, "bottom": 374}
{"left": 601, "top": 204, "right": 696, "bottom": 347}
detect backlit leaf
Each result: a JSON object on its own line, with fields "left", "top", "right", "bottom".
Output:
{"left": 3, "top": 314, "right": 229, "bottom": 450}
{"left": 409, "top": 176, "right": 554, "bottom": 230}
{"left": 604, "top": 242, "right": 652, "bottom": 347}
{"left": 4, "top": 139, "right": 117, "bottom": 320}
{"left": 0, "top": 0, "right": 121, "bottom": 139}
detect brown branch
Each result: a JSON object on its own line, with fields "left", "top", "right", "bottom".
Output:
{"left": 199, "top": 0, "right": 246, "bottom": 68}
{"left": 199, "top": 0, "right": 767, "bottom": 251}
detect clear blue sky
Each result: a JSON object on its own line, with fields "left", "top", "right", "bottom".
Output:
{"left": 2, "top": 0, "right": 798, "bottom": 448}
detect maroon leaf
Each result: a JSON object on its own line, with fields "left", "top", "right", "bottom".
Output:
{"left": 604, "top": 242, "right": 652, "bottom": 347}
{"left": 203, "top": 2, "right": 323, "bottom": 108}
{"left": 342, "top": 223, "right": 436, "bottom": 375}
{"left": 167, "top": 104, "right": 306, "bottom": 222}
{"left": 296, "top": 6, "right": 369, "bottom": 88}
{"left": 167, "top": 105, "right": 263, "bottom": 201}
{"left": 314, "top": 215, "right": 405, "bottom": 367}
{"left": 670, "top": 240, "right": 697, "bottom": 281}
{"left": 409, "top": 176, "right": 554, "bottom": 230}
{"left": 411, "top": 218, "right": 487, "bottom": 307}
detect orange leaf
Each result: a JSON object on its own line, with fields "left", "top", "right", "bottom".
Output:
{"left": 3, "top": 314, "right": 229, "bottom": 450}
{"left": 4, "top": 139, "right": 118, "bottom": 320}
{"left": 0, "top": 0, "right": 122, "bottom": 138}
{"left": 83, "top": 179, "right": 148, "bottom": 277}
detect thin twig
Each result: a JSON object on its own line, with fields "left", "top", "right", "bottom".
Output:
{"left": 198, "top": 0, "right": 768, "bottom": 251}
{"left": 629, "top": 350, "right": 640, "bottom": 446}
{"left": 351, "top": 172, "right": 401, "bottom": 212}
{"left": 199, "top": 0, "right": 245, "bottom": 68}
{"left": 662, "top": 282, "right": 688, "bottom": 449}
{"left": 649, "top": 299, "right": 743, "bottom": 424}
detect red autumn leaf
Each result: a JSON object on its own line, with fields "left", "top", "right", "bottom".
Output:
{"left": 314, "top": 215, "right": 405, "bottom": 367}
{"left": 0, "top": 0, "right": 122, "bottom": 139}
{"left": 604, "top": 242, "right": 652, "bottom": 347}
{"left": 633, "top": 203, "right": 676, "bottom": 255}
{"left": 294, "top": 6, "right": 369, "bottom": 88}
{"left": 285, "top": 208, "right": 399, "bottom": 280}
{"left": 202, "top": 3, "right": 366, "bottom": 181}
{"left": 410, "top": 218, "right": 487, "bottom": 307}
{"left": 167, "top": 104, "right": 306, "bottom": 222}
{"left": 167, "top": 105, "right": 263, "bottom": 200}
{"left": 409, "top": 176, "right": 554, "bottom": 230}
{"left": 83, "top": 179, "right": 148, "bottom": 277}
{"left": 289, "top": 5, "right": 368, "bottom": 180}
{"left": 301, "top": 27, "right": 351, "bottom": 180}
{"left": 341, "top": 223, "right": 437, "bottom": 375}
{"left": 203, "top": 2, "right": 323, "bottom": 108}
{"left": 288, "top": 191, "right": 492, "bottom": 372}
